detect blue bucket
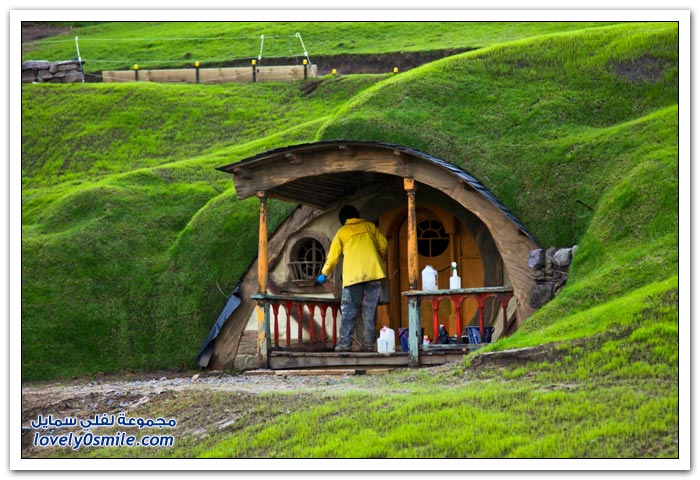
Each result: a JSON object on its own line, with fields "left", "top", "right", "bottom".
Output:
{"left": 466, "top": 326, "right": 495, "bottom": 344}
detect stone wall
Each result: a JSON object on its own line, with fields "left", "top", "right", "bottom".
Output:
{"left": 528, "top": 246, "right": 578, "bottom": 308}
{"left": 22, "top": 60, "right": 84, "bottom": 84}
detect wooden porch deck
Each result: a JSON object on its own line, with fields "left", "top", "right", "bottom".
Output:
{"left": 268, "top": 345, "right": 482, "bottom": 370}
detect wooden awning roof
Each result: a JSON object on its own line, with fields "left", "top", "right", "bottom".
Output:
{"left": 216, "top": 140, "right": 536, "bottom": 243}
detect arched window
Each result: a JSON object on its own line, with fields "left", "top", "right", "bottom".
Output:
{"left": 289, "top": 237, "right": 327, "bottom": 283}
{"left": 417, "top": 219, "right": 449, "bottom": 257}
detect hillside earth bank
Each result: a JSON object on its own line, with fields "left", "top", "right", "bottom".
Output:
{"left": 21, "top": 22, "right": 472, "bottom": 77}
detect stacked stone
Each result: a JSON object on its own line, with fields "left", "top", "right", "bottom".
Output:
{"left": 22, "top": 60, "right": 84, "bottom": 84}
{"left": 528, "top": 245, "right": 577, "bottom": 308}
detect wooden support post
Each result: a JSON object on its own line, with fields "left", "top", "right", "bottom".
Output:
{"left": 256, "top": 191, "right": 270, "bottom": 368}
{"left": 405, "top": 178, "right": 419, "bottom": 290}
{"left": 257, "top": 191, "right": 269, "bottom": 293}
{"left": 404, "top": 177, "right": 420, "bottom": 366}
{"left": 408, "top": 297, "right": 421, "bottom": 366}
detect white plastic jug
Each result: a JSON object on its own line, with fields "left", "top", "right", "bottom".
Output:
{"left": 449, "top": 261, "right": 462, "bottom": 290}
{"left": 377, "top": 326, "right": 396, "bottom": 354}
{"left": 422, "top": 265, "right": 438, "bottom": 291}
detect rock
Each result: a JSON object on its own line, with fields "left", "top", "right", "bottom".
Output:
{"left": 233, "top": 354, "right": 259, "bottom": 371}
{"left": 21, "top": 59, "right": 84, "bottom": 84}
{"left": 530, "top": 282, "right": 554, "bottom": 309}
{"left": 62, "top": 72, "right": 82, "bottom": 83}
{"left": 22, "top": 70, "right": 37, "bottom": 82}
{"left": 545, "top": 247, "right": 557, "bottom": 275}
{"left": 528, "top": 249, "right": 545, "bottom": 270}
{"left": 553, "top": 248, "right": 573, "bottom": 268}
{"left": 21, "top": 60, "right": 50, "bottom": 70}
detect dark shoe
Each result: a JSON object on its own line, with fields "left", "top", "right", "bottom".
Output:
{"left": 334, "top": 345, "right": 351, "bottom": 352}
{"left": 360, "top": 345, "right": 374, "bottom": 352}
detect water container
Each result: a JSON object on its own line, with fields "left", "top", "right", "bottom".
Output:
{"left": 449, "top": 261, "right": 461, "bottom": 290}
{"left": 377, "top": 326, "right": 396, "bottom": 354}
{"left": 421, "top": 265, "right": 438, "bottom": 291}
{"left": 377, "top": 337, "right": 390, "bottom": 354}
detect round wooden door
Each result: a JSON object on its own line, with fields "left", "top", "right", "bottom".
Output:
{"left": 377, "top": 205, "right": 484, "bottom": 340}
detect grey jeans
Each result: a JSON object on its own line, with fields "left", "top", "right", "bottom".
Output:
{"left": 337, "top": 280, "right": 382, "bottom": 349}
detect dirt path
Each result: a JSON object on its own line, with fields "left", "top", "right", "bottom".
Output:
{"left": 20, "top": 368, "right": 423, "bottom": 458}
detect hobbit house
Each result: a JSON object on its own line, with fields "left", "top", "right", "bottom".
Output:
{"left": 198, "top": 141, "right": 541, "bottom": 371}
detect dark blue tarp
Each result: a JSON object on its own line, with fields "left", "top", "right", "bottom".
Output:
{"left": 196, "top": 286, "right": 242, "bottom": 368}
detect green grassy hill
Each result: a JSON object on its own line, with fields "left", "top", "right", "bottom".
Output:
{"left": 20, "top": 21, "right": 679, "bottom": 458}
{"left": 23, "top": 21, "right": 616, "bottom": 73}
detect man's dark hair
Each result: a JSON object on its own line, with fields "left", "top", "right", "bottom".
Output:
{"left": 338, "top": 205, "right": 360, "bottom": 225}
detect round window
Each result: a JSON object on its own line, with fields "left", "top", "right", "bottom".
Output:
{"left": 417, "top": 220, "right": 449, "bottom": 257}
{"left": 289, "top": 237, "right": 327, "bottom": 281}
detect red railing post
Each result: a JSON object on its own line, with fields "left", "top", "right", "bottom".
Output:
{"left": 476, "top": 294, "right": 488, "bottom": 338}
{"left": 285, "top": 301, "right": 293, "bottom": 347}
{"left": 320, "top": 304, "right": 329, "bottom": 348}
{"left": 331, "top": 304, "right": 339, "bottom": 346}
{"left": 499, "top": 292, "right": 514, "bottom": 337}
{"left": 452, "top": 295, "right": 465, "bottom": 339}
{"left": 431, "top": 297, "right": 440, "bottom": 342}
{"left": 309, "top": 303, "right": 316, "bottom": 345}
{"left": 296, "top": 303, "right": 304, "bottom": 344}
{"left": 271, "top": 303, "right": 280, "bottom": 348}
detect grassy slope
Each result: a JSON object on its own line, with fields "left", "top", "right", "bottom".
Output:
{"left": 317, "top": 20, "right": 679, "bottom": 323}
{"left": 22, "top": 75, "right": 383, "bottom": 379}
{"left": 188, "top": 22, "right": 679, "bottom": 458}
{"left": 23, "top": 21, "right": 616, "bottom": 73}
{"left": 22, "top": 21, "right": 629, "bottom": 381}
{"left": 21, "top": 22, "right": 680, "bottom": 457}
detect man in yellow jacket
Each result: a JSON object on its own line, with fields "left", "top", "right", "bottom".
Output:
{"left": 317, "top": 205, "right": 387, "bottom": 352}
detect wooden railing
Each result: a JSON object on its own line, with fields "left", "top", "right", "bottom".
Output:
{"left": 251, "top": 294, "right": 341, "bottom": 352}
{"left": 252, "top": 287, "right": 514, "bottom": 368}
{"left": 402, "top": 287, "right": 514, "bottom": 364}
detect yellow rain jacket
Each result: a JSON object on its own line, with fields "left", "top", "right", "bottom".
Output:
{"left": 321, "top": 218, "right": 388, "bottom": 287}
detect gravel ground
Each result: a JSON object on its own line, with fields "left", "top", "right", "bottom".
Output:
{"left": 20, "top": 368, "right": 416, "bottom": 458}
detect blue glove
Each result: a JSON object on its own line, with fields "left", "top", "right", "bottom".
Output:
{"left": 316, "top": 274, "right": 327, "bottom": 284}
